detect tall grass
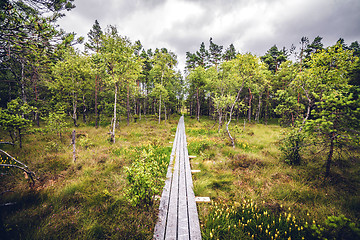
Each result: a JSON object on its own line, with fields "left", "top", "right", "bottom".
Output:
{"left": 0, "top": 116, "right": 177, "bottom": 239}
{"left": 185, "top": 116, "right": 359, "bottom": 239}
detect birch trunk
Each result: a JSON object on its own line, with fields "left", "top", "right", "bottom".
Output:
{"left": 196, "top": 87, "right": 200, "bottom": 122}
{"left": 226, "top": 81, "right": 245, "bottom": 148}
{"left": 127, "top": 82, "right": 130, "bottom": 126}
{"left": 248, "top": 88, "right": 252, "bottom": 123}
{"left": 95, "top": 75, "right": 99, "bottom": 128}
{"left": 111, "top": 83, "right": 118, "bottom": 144}
{"left": 255, "top": 91, "right": 263, "bottom": 123}
{"left": 72, "top": 130, "right": 76, "bottom": 162}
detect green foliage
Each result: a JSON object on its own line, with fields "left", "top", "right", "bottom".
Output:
{"left": 202, "top": 200, "right": 313, "bottom": 240}
{"left": 124, "top": 145, "right": 170, "bottom": 207}
{"left": 78, "top": 136, "right": 95, "bottom": 149}
{"left": 45, "top": 140, "right": 63, "bottom": 153}
{"left": 203, "top": 201, "right": 360, "bottom": 240}
{"left": 274, "top": 89, "right": 303, "bottom": 127}
{"left": 279, "top": 130, "right": 304, "bottom": 165}
{"left": 188, "top": 140, "right": 213, "bottom": 155}
{"left": 0, "top": 98, "right": 35, "bottom": 146}
{"left": 261, "top": 45, "right": 288, "bottom": 72}
{"left": 42, "top": 107, "right": 68, "bottom": 137}
{"left": 311, "top": 215, "right": 360, "bottom": 240}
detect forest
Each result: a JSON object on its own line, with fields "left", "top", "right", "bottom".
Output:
{"left": 1, "top": 0, "right": 360, "bottom": 239}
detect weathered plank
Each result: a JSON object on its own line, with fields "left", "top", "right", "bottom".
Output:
{"left": 153, "top": 125, "right": 180, "bottom": 240}
{"left": 154, "top": 116, "right": 202, "bottom": 240}
{"left": 183, "top": 120, "right": 202, "bottom": 240}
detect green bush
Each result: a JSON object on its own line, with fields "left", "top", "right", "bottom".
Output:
{"left": 279, "top": 130, "right": 304, "bottom": 165}
{"left": 310, "top": 215, "right": 360, "bottom": 240}
{"left": 124, "top": 145, "right": 170, "bottom": 207}
{"left": 78, "top": 136, "right": 95, "bottom": 149}
{"left": 188, "top": 140, "right": 213, "bottom": 155}
{"left": 45, "top": 140, "right": 63, "bottom": 152}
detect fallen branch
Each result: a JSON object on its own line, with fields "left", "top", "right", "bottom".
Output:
{"left": 0, "top": 149, "right": 28, "bottom": 168}
{"left": 0, "top": 142, "right": 14, "bottom": 146}
{"left": 0, "top": 164, "right": 36, "bottom": 186}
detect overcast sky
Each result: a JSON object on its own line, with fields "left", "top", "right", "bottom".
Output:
{"left": 57, "top": 0, "right": 360, "bottom": 72}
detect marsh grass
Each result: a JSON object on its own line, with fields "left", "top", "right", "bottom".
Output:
{"left": 185, "top": 116, "right": 360, "bottom": 239}
{"left": 0, "top": 116, "right": 177, "bottom": 239}
{"left": 1, "top": 114, "right": 359, "bottom": 239}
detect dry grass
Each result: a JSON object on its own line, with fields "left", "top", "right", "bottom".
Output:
{"left": 0, "top": 116, "right": 178, "bottom": 239}
{"left": 184, "top": 116, "right": 360, "bottom": 233}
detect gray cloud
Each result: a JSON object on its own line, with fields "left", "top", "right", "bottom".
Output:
{"left": 58, "top": 0, "right": 360, "bottom": 71}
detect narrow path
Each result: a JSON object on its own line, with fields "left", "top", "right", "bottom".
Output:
{"left": 154, "top": 116, "right": 201, "bottom": 240}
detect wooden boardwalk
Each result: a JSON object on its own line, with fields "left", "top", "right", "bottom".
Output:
{"left": 154, "top": 116, "right": 202, "bottom": 240}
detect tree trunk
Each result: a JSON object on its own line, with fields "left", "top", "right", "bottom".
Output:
{"left": 127, "top": 83, "right": 130, "bottom": 126}
{"left": 218, "top": 110, "right": 222, "bottom": 133}
{"left": 72, "top": 130, "right": 76, "bottom": 163}
{"left": 111, "top": 83, "right": 118, "bottom": 144}
{"left": 325, "top": 134, "right": 335, "bottom": 177}
{"left": 299, "top": 92, "right": 312, "bottom": 132}
{"left": 164, "top": 104, "right": 167, "bottom": 124}
{"left": 95, "top": 75, "right": 99, "bottom": 128}
{"left": 196, "top": 87, "right": 200, "bottom": 122}
{"left": 158, "top": 94, "right": 162, "bottom": 124}
{"left": 265, "top": 89, "right": 269, "bottom": 125}
{"left": 21, "top": 61, "right": 27, "bottom": 104}
{"left": 82, "top": 95, "right": 87, "bottom": 123}
{"left": 189, "top": 99, "right": 192, "bottom": 116}
{"left": 248, "top": 88, "right": 252, "bottom": 123}
{"left": 255, "top": 91, "right": 263, "bottom": 123}
{"left": 72, "top": 91, "right": 78, "bottom": 127}
{"left": 226, "top": 81, "right": 244, "bottom": 148}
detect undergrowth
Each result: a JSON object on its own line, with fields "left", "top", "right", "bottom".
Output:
{"left": 185, "top": 115, "right": 360, "bottom": 240}
{"left": 0, "top": 116, "right": 177, "bottom": 239}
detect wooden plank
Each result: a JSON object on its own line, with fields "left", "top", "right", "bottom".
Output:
{"left": 191, "top": 170, "right": 201, "bottom": 173}
{"left": 154, "top": 116, "right": 202, "bottom": 240}
{"left": 183, "top": 118, "right": 202, "bottom": 240}
{"left": 195, "top": 197, "right": 211, "bottom": 203}
{"left": 154, "top": 121, "right": 180, "bottom": 240}
{"left": 165, "top": 123, "right": 181, "bottom": 239}
{"left": 178, "top": 123, "right": 190, "bottom": 239}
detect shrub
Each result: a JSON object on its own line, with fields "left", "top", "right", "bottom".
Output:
{"left": 124, "top": 145, "right": 170, "bottom": 207}
{"left": 279, "top": 130, "right": 304, "bottom": 165}
{"left": 45, "top": 140, "right": 63, "bottom": 153}
{"left": 78, "top": 136, "right": 95, "bottom": 149}
{"left": 188, "top": 140, "right": 213, "bottom": 155}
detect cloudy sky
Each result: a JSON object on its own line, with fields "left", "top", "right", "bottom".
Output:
{"left": 57, "top": 0, "right": 360, "bottom": 72}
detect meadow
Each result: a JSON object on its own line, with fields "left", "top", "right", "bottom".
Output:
{"left": 1, "top": 115, "right": 359, "bottom": 239}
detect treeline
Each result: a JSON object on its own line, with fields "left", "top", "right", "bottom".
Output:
{"left": 184, "top": 36, "right": 360, "bottom": 176}
{"left": 0, "top": 1, "right": 183, "bottom": 145}
{"left": 1, "top": 1, "right": 360, "bottom": 176}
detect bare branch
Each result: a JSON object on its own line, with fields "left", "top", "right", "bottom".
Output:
{"left": 0, "top": 149, "right": 28, "bottom": 168}
{"left": 0, "top": 164, "right": 36, "bottom": 185}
